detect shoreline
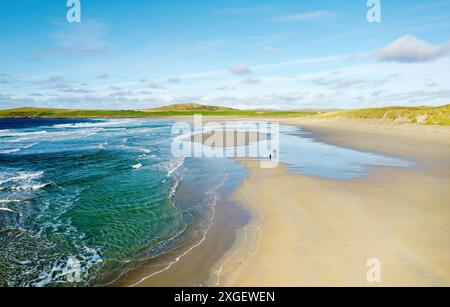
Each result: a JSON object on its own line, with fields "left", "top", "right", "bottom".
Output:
{"left": 113, "top": 157, "right": 250, "bottom": 287}
{"left": 114, "top": 117, "right": 449, "bottom": 286}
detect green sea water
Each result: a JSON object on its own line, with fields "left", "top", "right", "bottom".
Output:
{"left": 0, "top": 118, "right": 236, "bottom": 286}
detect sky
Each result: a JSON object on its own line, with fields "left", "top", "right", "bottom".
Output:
{"left": 0, "top": 0, "right": 449, "bottom": 110}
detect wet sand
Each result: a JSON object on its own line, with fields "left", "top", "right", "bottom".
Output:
{"left": 211, "top": 118, "right": 450, "bottom": 286}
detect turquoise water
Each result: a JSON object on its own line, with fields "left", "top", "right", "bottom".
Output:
{"left": 277, "top": 125, "right": 412, "bottom": 179}
{"left": 0, "top": 118, "right": 235, "bottom": 286}
{"left": 198, "top": 122, "right": 412, "bottom": 179}
{"left": 0, "top": 119, "right": 411, "bottom": 287}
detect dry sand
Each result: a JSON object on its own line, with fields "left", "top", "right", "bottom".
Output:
{"left": 210, "top": 118, "right": 450, "bottom": 286}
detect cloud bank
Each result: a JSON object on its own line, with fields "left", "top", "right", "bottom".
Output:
{"left": 375, "top": 35, "right": 450, "bottom": 63}
{"left": 229, "top": 64, "right": 252, "bottom": 75}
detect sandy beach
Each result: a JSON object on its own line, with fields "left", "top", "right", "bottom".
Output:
{"left": 117, "top": 117, "right": 450, "bottom": 287}
{"left": 211, "top": 117, "right": 450, "bottom": 286}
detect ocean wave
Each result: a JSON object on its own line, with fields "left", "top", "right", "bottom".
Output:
{"left": 115, "top": 144, "right": 152, "bottom": 154}
{"left": 0, "top": 130, "right": 48, "bottom": 138}
{"left": 0, "top": 183, "right": 49, "bottom": 191}
{"left": 0, "top": 143, "right": 39, "bottom": 155}
{"left": 0, "top": 171, "right": 44, "bottom": 184}
{"left": 165, "top": 156, "right": 185, "bottom": 177}
{"left": 0, "top": 207, "right": 22, "bottom": 218}
{"left": 125, "top": 127, "right": 163, "bottom": 134}
{"left": 168, "top": 176, "right": 180, "bottom": 199}
{"left": 28, "top": 248, "right": 102, "bottom": 287}
{"left": 5, "top": 129, "right": 102, "bottom": 143}
{"left": 95, "top": 142, "right": 108, "bottom": 149}
{"left": 52, "top": 120, "right": 135, "bottom": 129}
{"left": 0, "top": 148, "right": 21, "bottom": 154}
{"left": 1, "top": 139, "right": 21, "bottom": 143}
{"left": 0, "top": 207, "right": 16, "bottom": 213}
{"left": 0, "top": 200, "right": 23, "bottom": 204}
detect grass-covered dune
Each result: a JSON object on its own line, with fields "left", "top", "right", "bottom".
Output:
{"left": 0, "top": 105, "right": 315, "bottom": 118}
{"left": 0, "top": 104, "right": 449, "bottom": 126}
{"left": 319, "top": 104, "right": 450, "bottom": 126}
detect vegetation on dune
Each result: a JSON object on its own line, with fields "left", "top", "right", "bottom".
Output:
{"left": 143, "top": 103, "right": 235, "bottom": 112}
{"left": 0, "top": 106, "right": 315, "bottom": 118}
{"left": 318, "top": 104, "right": 450, "bottom": 126}
{"left": 0, "top": 104, "right": 449, "bottom": 126}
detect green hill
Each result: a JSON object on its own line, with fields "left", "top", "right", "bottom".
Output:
{"left": 1, "top": 104, "right": 448, "bottom": 125}
{"left": 143, "top": 103, "right": 235, "bottom": 112}
{"left": 0, "top": 106, "right": 314, "bottom": 118}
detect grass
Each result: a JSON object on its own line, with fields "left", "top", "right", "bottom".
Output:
{"left": 1, "top": 104, "right": 449, "bottom": 126}
{"left": 317, "top": 104, "right": 450, "bottom": 126}
{"left": 0, "top": 107, "right": 316, "bottom": 118}
{"left": 142, "top": 103, "right": 235, "bottom": 112}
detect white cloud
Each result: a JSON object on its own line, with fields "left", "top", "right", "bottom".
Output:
{"left": 312, "top": 77, "right": 384, "bottom": 89}
{"left": 97, "top": 74, "right": 110, "bottom": 79}
{"left": 229, "top": 64, "right": 252, "bottom": 75}
{"left": 241, "top": 77, "right": 262, "bottom": 85}
{"left": 147, "top": 83, "right": 166, "bottom": 90}
{"left": 216, "top": 86, "right": 236, "bottom": 91}
{"left": 375, "top": 35, "right": 450, "bottom": 63}
{"left": 167, "top": 78, "right": 181, "bottom": 84}
{"left": 275, "top": 11, "right": 333, "bottom": 22}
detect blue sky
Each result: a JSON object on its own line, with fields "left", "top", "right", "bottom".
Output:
{"left": 0, "top": 0, "right": 449, "bottom": 110}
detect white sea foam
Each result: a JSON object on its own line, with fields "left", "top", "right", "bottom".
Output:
{"left": 115, "top": 145, "right": 152, "bottom": 154}
{"left": 168, "top": 176, "right": 180, "bottom": 199}
{"left": 0, "top": 171, "right": 44, "bottom": 184}
{"left": 0, "top": 207, "right": 15, "bottom": 213}
{"left": 0, "top": 207, "right": 22, "bottom": 217}
{"left": 0, "top": 183, "right": 49, "bottom": 191}
{"left": 126, "top": 127, "right": 162, "bottom": 134}
{"left": 0, "top": 130, "right": 48, "bottom": 138}
{"left": 165, "top": 156, "right": 185, "bottom": 177}
{"left": 136, "top": 147, "right": 152, "bottom": 154}
{"left": 52, "top": 120, "right": 134, "bottom": 129}
{"left": 132, "top": 163, "right": 143, "bottom": 170}
{"left": 0, "top": 143, "right": 38, "bottom": 155}
{"left": 0, "top": 200, "right": 23, "bottom": 204}
{"left": 7, "top": 129, "right": 102, "bottom": 143}
{"left": 0, "top": 148, "right": 21, "bottom": 154}
{"left": 28, "top": 247, "right": 102, "bottom": 287}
